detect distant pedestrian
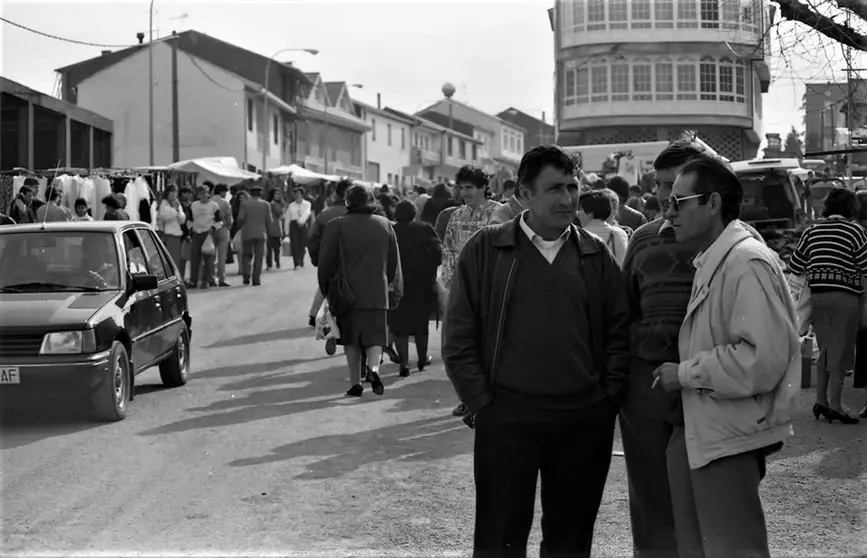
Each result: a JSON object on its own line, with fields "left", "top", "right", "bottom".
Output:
{"left": 211, "top": 183, "right": 233, "bottom": 287}
{"left": 72, "top": 197, "right": 94, "bottom": 221}
{"left": 103, "top": 194, "right": 129, "bottom": 221}
{"left": 156, "top": 185, "right": 186, "bottom": 271}
{"left": 287, "top": 186, "right": 312, "bottom": 269}
{"left": 188, "top": 186, "right": 222, "bottom": 290}
{"left": 656, "top": 156, "right": 799, "bottom": 558}
{"left": 36, "top": 187, "right": 71, "bottom": 222}
{"left": 236, "top": 185, "right": 272, "bottom": 286}
{"left": 8, "top": 181, "right": 37, "bottom": 224}
{"left": 607, "top": 175, "right": 647, "bottom": 231}
{"left": 577, "top": 189, "right": 628, "bottom": 267}
{"left": 266, "top": 188, "right": 286, "bottom": 271}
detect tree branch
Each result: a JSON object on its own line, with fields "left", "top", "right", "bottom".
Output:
{"left": 773, "top": 0, "right": 867, "bottom": 51}
{"left": 835, "top": 0, "right": 867, "bottom": 25}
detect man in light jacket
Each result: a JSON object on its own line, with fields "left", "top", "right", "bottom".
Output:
{"left": 653, "top": 156, "right": 799, "bottom": 558}
{"left": 236, "top": 184, "right": 272, "bottom": 286}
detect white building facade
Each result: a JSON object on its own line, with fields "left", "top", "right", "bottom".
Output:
{"left": 552, "top": 0, "right": 772, "bottom": 161}
{"left": 354, "top": 102, "right": 414, "bottom": 187}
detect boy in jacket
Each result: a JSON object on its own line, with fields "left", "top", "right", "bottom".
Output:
{"left": 443, "top": 145, "right": 630, "bottom": 557}
{"left": 653, "top": 156, "right": 799, "bottom": 558}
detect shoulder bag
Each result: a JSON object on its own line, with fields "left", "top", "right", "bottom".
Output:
{"left": 328, "top": 229, "right": 355, "bottom": 317}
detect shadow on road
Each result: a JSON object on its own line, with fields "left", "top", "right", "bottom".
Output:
{"left": 0, "top": 403, "right": 103, "bottom": 450}
{"left": 138, "top": 364, "right": 459, "bottom": 437}
{"left": 227, "top": 414, "right": 472, "bottom": 477}
{"left": 192, "top": 355, "right": 334, "bottom": 379}
{"left": 204, "top": 327, "right": 314, "bottom": 349}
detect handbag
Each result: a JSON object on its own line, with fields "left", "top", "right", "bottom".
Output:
{"left": 327, "top": 232, "right": 355, "bottom": 317}
{"left": 201, "top": 234, "right": 216, "bottom": 256}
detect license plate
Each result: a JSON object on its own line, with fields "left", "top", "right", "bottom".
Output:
{"left": 0, "top": 367, "right": 20, "bottom": 384}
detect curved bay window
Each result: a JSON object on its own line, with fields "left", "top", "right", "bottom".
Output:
{"left": 562, "top": 54, "right": 747, "bottom": 105}
{"left": 562, "top": 0, "right": 762, "bottom": 33}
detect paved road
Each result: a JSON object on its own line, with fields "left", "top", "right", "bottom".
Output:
{"left": 2, "top": 261, "right": 864, "bottom": 556}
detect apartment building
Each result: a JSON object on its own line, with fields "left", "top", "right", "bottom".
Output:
{"left": 550, "top": 0, "right": 773, "bottom": 161}
{"left": 353, "top": 100, "right": 413, "bottom": 187}
{"left": 55, "top": 30, "right": 311, "bottom": 170}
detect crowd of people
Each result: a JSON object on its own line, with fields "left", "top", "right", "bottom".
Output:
{"left": 3, "top": 137, "right": 866, "bottom": 558}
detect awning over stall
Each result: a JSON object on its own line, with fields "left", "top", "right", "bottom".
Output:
{"left": 268, "top": 164, "right": 339, "bottom": 185}
{"left": 168, "top": 157, "right": 260, "bottom": 186}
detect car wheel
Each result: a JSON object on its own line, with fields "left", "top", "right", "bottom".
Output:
{"left": 159, "top": 327, "right": 190, "bottom": 387}
{"left": 92, "top": 341, "right": 130, "bottom": 422}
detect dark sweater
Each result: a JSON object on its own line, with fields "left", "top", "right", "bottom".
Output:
{"left": 495, "top": 234, "right": 603, "bottom": 410}
{"left": 621, "top": 219, "right": 698, "bottom": 363}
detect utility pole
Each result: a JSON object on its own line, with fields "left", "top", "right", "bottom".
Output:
{"left": 844, "top": 11, "right": 854, "bottom": 182}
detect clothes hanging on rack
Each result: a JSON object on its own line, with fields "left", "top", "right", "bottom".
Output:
{"left": 124, "top": 179, "right": 140, "bottom": 222}
{"left": 0, "top": 176, "right": 14, "bottom": 215}
{"left": 134, "top": 177, "right": 151, "bottom": 224}
{"left": 92, "top": 177, "right": 112, "bottom": 220}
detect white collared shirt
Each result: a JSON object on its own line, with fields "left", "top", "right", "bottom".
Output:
{"left": 287, "top": 199, "right": 312, "bottom": 224}
{"left": 518, "top": 211, "right": 570, "bottom": 263}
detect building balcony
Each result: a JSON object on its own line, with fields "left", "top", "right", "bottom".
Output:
{"left": 412, "top": 147, "right": 442, "bottom": 166}
{"left": 561, "top": 98, "right": 751, "bottom": 127}
{"left": 559, "top": 0, "right": 767, "bottom": 49}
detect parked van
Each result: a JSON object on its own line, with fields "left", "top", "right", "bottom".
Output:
{"left": 729, "top": 158, "right": 807, "bottom": 230}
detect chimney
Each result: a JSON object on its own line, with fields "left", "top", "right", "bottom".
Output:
{"left": 377, "top": 93, "right": 381, "bottom": 110}
{"left": 101, "top": 50, "right": 112, "bottom": 56}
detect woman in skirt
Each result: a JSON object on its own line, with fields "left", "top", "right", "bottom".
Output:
{"left": 317, "top": 184, "right": 403, "bottom": 397}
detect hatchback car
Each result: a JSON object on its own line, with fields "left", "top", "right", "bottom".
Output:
{"left": 0, "top": 221, "right": 192, "bottom": 421}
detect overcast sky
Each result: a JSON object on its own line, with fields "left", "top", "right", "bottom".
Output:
{"left": 1, "top": 0, "right": 862, "bottom": 145}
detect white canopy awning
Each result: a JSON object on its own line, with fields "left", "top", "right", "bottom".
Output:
{"left": 268, "top": 164, "right": 339, "bottom": 185}
{"left": 168, "top": 157, "right": 260, "bottom": 186}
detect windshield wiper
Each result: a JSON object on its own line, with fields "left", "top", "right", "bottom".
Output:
{"left": 0, "top": 282, "right": 103, "bottom": 293}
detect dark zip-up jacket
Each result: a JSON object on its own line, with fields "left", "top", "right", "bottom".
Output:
{"left": 442, "top": 215, "right": 631, "bottom": 414}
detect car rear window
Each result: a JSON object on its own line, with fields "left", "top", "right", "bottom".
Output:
{"left": 0, "top": 231, "right": 121, "bottom": 291}
{"left": 736, "top": 171, "right": 797, "bottom": 223}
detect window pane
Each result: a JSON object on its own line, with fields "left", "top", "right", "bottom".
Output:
{"left": 655, "top": 62, "right": 674, "bottom": 100}
{"left": 565, "top": 68, "right": 576, "bottom": 105}
{"left": 678, "top": 0, "right": 697, "bottom": 27}
{"left": 609, "top": 0, "right": 628, "bottom": 28}
{"left": 591, "top": 65, "right": 609, "bottom": 101}
{"left": 719, "top": 65, "right": 734, "bottom": 101}
{"left": 699, "top": 61, "right": 717, "bottom": 100}
{"left": 655, "top": 0, "right": 674, "bottom": 27}
{"left": 588, "top": 0, "right": 606, "bottom": 29}
{"left": 633, "top": 64, "right": 653, "bottom": 100}
{"left": 612, "top": 64, "right": 630, "bottom": 101}
{"left": 576, "top": 67, "right": 589, "bottom": 102}
{"left": 139, "top": 230, "right": 168, "bottom": 281}
{"left": 573, "top": 0, "right": 585, "bottom": 25}
{"left": 700, "top": 0, "right": 719, "bottom": 28}
{"left": 722, "top": 0, "right": 739, "bottom": 28}
{"left": 632, "top": 0, "right": 651, "bottom": 27}
{"left": 677, "top": 64, "right": 697, "bottom": 99}
{"left": 735, "top": 63, "right": 746, "bottom": 102}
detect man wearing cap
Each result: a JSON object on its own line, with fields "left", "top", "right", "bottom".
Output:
{"left": 236, "top": 184, "right": 272, "bottom": 286}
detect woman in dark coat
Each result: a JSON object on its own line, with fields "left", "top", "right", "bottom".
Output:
{"left": 318, "top": 185, "right": 402, "bottom": 397}
{"left": 389, "top": 200, "right": 442, "bottom": 377}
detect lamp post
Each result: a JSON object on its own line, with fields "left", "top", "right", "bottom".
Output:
{"left": 262, "top": 47, "right": 319, "bottom": 174}
{"left": 148, "top": 0, "right": 155, "bottom": 165}
{"left": 441, "top": 83, "right": 455, "bottom": 166}
{"left": 323, "top": 83, "right": 363, "bottom": 174}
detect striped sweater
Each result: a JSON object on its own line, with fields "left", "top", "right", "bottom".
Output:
{"left": 621, "top": 219, "right": 700, "bottom": 363}
{"left": 788, "top": 216, "right": 867, "bottom": 296}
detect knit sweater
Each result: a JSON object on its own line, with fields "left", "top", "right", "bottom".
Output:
{"left": 621, "top": 219, "right": 698, "bottom": 363}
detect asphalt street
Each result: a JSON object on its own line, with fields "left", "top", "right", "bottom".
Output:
{"left": 2, "top": 262, "right": 624, "bottom": 556}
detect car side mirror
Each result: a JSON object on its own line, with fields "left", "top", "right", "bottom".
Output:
{"left": 130, "top": 273, "right": 158, "bottom": 292}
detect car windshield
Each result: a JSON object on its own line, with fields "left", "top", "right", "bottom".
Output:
{"left": 737, "top": 171, "right": 797, "bottom": 224}
{"left": 0, "top": 231, "right": 121, "bottom": 292}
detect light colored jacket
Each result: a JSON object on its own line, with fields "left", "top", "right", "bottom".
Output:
{"left": 157, "top": 200, "right": 186, "bottom": 236}
{"left": 237, "top": 197, "right": 273, "bottom": 241}
{"left": 488, "top": 196, "right": 524, "bottom": 225}
{"left": 677, "top": 220, "right": 799, "bottom": 469}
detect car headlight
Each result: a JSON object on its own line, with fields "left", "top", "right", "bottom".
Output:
{"left": 40, "top": 330, "right": 97, "bottom": 354}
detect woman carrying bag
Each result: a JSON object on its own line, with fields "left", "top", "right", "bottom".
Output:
{"left": 156, "top": 185, "right": 186, "bottom": 272}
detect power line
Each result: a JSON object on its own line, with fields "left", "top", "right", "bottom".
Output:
{"left": 0, "top": 16, "right": 134, "bottom": 48}
{"left": 183, "top": 51, "right": 241, "bottom": 92}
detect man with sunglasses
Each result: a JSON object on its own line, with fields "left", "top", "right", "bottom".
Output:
{"left": 619, "top": 135, "right": 713, "bottom": 557}
{"left": 653, "top": 156, "right": 798, "bottom": 558}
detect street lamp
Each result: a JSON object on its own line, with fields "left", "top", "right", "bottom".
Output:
{"left": 323, "top": 83, "right": 363, "bottom": 174}
{"left": 441, "top": 83, "right": 455, "bottom": 166}
{"left": 262, "top": 47, "right": 319, "bottom": 173}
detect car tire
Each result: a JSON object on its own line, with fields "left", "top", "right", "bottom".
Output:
{"left": 159, "top": 327, "right": 190, "bottom": 387}
{"left": 91, "top": 341, "right": 130, "bottom": 422}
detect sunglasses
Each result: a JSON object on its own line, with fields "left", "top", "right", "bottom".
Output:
{"left": 668, "top": 193, "right": 704, "bottom": 212}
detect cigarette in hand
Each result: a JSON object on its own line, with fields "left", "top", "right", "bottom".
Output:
{"left": 651, "top": 376, "right": 660, "bottom": 389}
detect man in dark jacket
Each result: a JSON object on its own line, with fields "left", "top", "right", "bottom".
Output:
{"left": 607, "top": 175, "right": 647, "bottom": 231}
{"left": 8, "top": 181, "right": 37, "bottom": 224}
{"left": 307, "top": 178, "right": 351, "bottom": 326}
{"left": 443, "top": 145, "right": 630, "bottom": 557}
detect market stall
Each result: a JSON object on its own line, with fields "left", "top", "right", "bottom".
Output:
{"left": 168, "top": 157, "right": 260, "bottom": 187}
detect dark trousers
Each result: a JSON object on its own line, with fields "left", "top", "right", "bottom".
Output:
{"left": 266, "top": 236, "right": 282, "bottom": 269}
{"left": 854, "top": 329, "right": 867, "bottom": 389}
{"left": 189, "top": 231, "right": 215, "bottom": 288}
{"left": 619, "top": 358, "right": 681, "bottom": 557}
{"left": 241, "top": 237, "right": 265, "bottom": 284}
{"left": 473, "top": 396, "right": 617, "bottom": 558}
{"left": 667, "top": 427, "right": 771, "bottom": 558}
{"left": 289, "top": 220, "right": 308, "bottom": 267}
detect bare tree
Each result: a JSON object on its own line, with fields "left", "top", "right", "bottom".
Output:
{"left": 774, "top": 0, "right": 866, "bottom": 51}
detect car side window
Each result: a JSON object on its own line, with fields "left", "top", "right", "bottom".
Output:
{"left": 137, "top": 229, "right": 169, "bottom": 281}
{"left": 146, "top": 230, "right": 177, "bottom": 279}
{"left": 122, "top": 231, "right": 150, "bottom": 275}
